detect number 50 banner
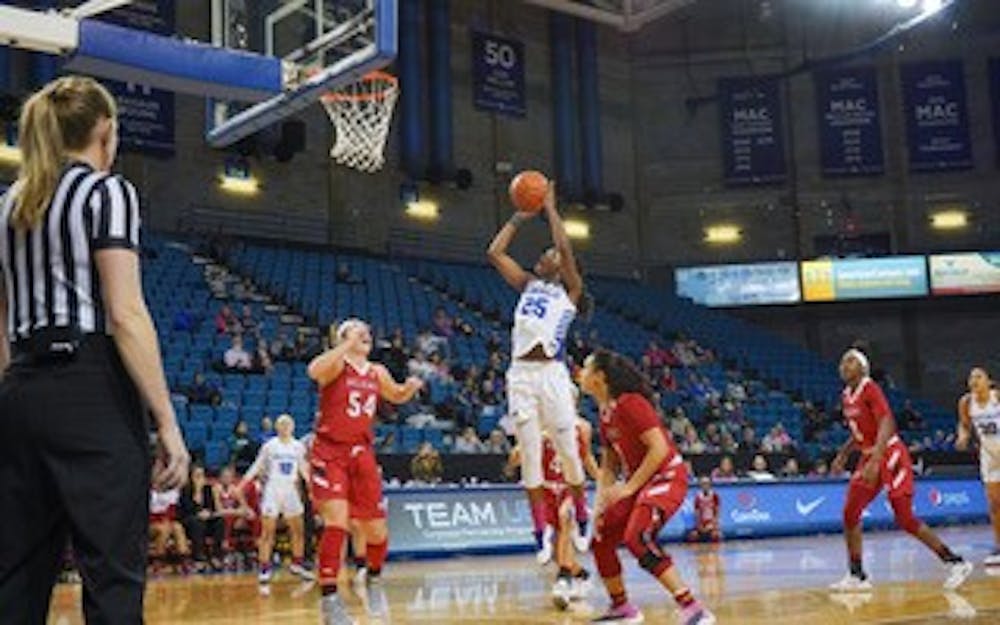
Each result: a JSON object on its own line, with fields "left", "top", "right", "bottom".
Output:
{"left": 472, "top": 31, "right": 526, "bottom": 117}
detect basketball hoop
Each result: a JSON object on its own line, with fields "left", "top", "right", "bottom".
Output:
{"left": 321, "top": 71, "right": 399, "bottom": 173}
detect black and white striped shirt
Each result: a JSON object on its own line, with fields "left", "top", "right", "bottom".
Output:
{"left": 0, "top": 161, "right": 141, "bottom": 342}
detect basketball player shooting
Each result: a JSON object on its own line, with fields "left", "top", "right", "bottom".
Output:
{"left": 487, "top": 177, "right": 593, "bottom": 562}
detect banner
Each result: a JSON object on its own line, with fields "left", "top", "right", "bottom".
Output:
{"left": 901, "top": 60, "right": 973, "bottom": 172}
{"left": 385, "top": 478, "right": 987, "bottom": 557}
{"left": 675, "top": 262, "right": 800, "bottom": 307}
{"left": 800, "top": 256, "right": 928, "bottom": 302}
{"left": 930, "top": 252, "right": 1000, "bottom": 296}
{"left": 97, "top": 0, "right": 175, "bottom": 155}
{"left": 719, "top": 76, "right": 787, "bottom": 185}
{"left": 814, "top": 67, "right": 884, "bottom": 177}
{"left": 471, "top": 32, "right": 526, "bottom": 117}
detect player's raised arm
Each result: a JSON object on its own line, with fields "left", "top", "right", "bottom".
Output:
{"left": 541, "top": 182, "right": 583, "bottom": 304}
{"left": 375, "top": 364, "right": 424, "bottom": 404}
{"left": 487, "top": 212, "right": 535, "bottom": 292}
{"left": 307, "top": 324, "right": 362, "bottom": 387}
{"left": 956, "top": 394, "right": 973, "bottom": 451}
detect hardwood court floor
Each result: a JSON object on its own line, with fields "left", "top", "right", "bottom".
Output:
{"left": 49, "top": 525, "right": 1000, "bottom": 624}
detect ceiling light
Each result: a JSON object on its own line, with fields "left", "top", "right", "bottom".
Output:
{"left": 930, "top": 210, "right": 967, "bottom": 230}
{"left": 704, "top": 225, "right": 742, "bottom": 244}
{"left": 564, "top": 219, "right": 591, "bottom": 240}
{"left": 406, "top": 201, "right": 439, "bottom": 221}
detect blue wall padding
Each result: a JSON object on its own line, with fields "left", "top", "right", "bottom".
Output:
{"left": 575, "top": 18, "right": 603, "bottom": 196}
{"left": 549, "top": 12, "right": 580, "bottom": 197}
{"left": 63, "top": 19, "right": 282, "bottom": 101}
{"left": 426, "top": 0, "right": 453, "bottom": 177}
{"left": 398, "top": 0, "right": 425, "bottom": 177}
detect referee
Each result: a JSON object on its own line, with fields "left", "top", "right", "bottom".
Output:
{"left": 0, "top": 76, "right": 189, "bottom": 623}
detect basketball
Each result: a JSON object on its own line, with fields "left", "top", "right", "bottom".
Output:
{"left": 509, "top": 170, "right": 549, "bottom": 213}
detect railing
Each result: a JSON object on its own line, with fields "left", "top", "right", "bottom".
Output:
{"left": 180, "top": 204, "right": 330, "bottom": 245}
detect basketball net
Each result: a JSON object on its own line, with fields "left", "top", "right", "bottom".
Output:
{"left": 320, "top": 71, "right": 398, "bottom": 173}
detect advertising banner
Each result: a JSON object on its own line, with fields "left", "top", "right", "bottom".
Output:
{"left": 929, "top": 252, "right": 1000, "bottom": 296}
{"left": 675, "top": 262, "right": 801, "bottom": 307}
{"left": 385, "top": 478, "right": 986, "bottom": 557}
{"left": 801, "top": 256, "right": 928, "bottom": 302}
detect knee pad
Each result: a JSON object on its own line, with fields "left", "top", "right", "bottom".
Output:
{"left": 891, "top": 498, "right": 922, "bottom": 535}
{"left": 625, "top": 524, "right": 672, "bottom": 578}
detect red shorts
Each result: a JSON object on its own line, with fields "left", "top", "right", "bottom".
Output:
{"left": 851, "top": 440, "right": 914, "bottom": 499}
{"left": 310, "top": 439, "right": 386, "bottom": 520}
{"left": 598, "top": 469, "right": 688, "bottom": 540}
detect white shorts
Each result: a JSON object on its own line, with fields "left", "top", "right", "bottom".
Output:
{"left": 981, "top": 443, "right": 1000, "bottom": 483}
{"left": 507, "top": 359, "right": 584, "bottom": 489}
{"left": 261, "top": 483, "right": 305, "bottom": 518}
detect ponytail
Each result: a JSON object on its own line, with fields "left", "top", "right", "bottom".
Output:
{"left": 13, "top": 76, "right": 116, "bottom": 230}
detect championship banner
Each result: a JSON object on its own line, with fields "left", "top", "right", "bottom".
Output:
{"left": 930, "top": 252, "right": 1000, "bottom": 296}
{"left": 800, "top": 256, "right": 928, "bottom": 302}
{"left": 814, "top": 66, "right": 885, "bottom": 177}
{"left": 471, "top": 32, "right": 526, "bottom": 117}
{"left": 384, "top": 479, "right": 986, "bottom": 557}
{"left": 97, "top": 0, "right": 176, "bottom": 155}
{"left": 901, "top": 60, "right": 973, "bottom": 172}
{"left": 719, "top": 76, "right": 787, "bottom": 185}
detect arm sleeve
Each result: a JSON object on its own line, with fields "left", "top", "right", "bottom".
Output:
{"left": 90, "top": 175, "right": 141, "bottom": 251}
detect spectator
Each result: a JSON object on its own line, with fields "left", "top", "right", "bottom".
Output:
{"left": 254, "top": 339, "right": 274, "bottom": 374}
{"left": 179, "top": 464, "right": 224, "bottom": 571}
{"left": 270, "top": 331, "right": 295, "bottom": 361}
{"left": 215, "top": 305, "right": 239, "bottom": 335}
{"left": 239, "top": 304, "right": 258, "bottom": 336}
{"left": 747, "top": 454, "right": 776, "bottom": 481}
{"left": 336, "top": 261, "right": 360, "bottom": 284}
{"left": 741, "top": 426, "right": 758, "bottom": 453}
{"left": 411, "top": 442, "right": 444, "bottom": 484}
{"left": 484, "top": 429, "right": 511, "bottom": 454}
{"left": 173, "top": 308, "right": 196, "bottom": 332}
{"left": 223, "top": 336, "right": 253, "bottom": 372}
{"left": 486, "top": 332, "right": 502, "bottom": 357}
{"left": 407, "top": 353, "right": 437, "bottom": 381}
{"left": 232, "top": 277, "right": 253, "bottom": 301}
{"left": 719, "top": 430, "right": 738, "bottom": 454}
{"left": 416, "top": 328, "right": 446, "bottom": 358}
{"left": 660, "top": 366, "right": 678, "bottom": 393}
{"left": 782, "top": 458, "right": 801, "bottom": 479}
{"left": 258, "top": 416, "right": 275, "bottom": 444}
{"left": 229, "top": 421, "right": 257, "bottom": 473}
{"left": 644, "top": 340, "right": 670, "bottom": 368}
{"left": 726, "top": 379, "right": 747, "bottom": 403}
{"left": 899, "top": 400, "right": 925, "bottom": 431}
{"left": 427, "top": 352, "right": 452, "bottom": 382}
{"left": 432, "top": 307, "right": 454, "bottom": 338}
{"left": 704, "top": 423, "right": 723, "bottom": 452}
{"left": 185, "top": 373, "right": 221, "bottom": 406}
{"left": 383, "top": 328, "right": 410, "bottom": 380}
{"left": 762, "top": 423, "right": 793, "bottom": 453}
{"left": 452, "top": 315, "right": 474, "bottom": 337}
{"left": 681, "top": 424, "right": 707, "bottom": 454}
{"left": 711, "top": 456, "right": 738, "bottom": 482}
{"left": 810, "top": 459, "right": 830, "bottom": 478}
{"left": 148, "top": 488, "right": 190, "bottom": 570}
{"left": 453, "top": 426, "right": 486, "bottom": 454}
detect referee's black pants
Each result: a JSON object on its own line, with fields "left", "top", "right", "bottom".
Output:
{"left": 0, "top": 336, "right": 150, "bottom": 624}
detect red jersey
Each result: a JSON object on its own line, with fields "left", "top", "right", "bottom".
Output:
{"left": 218, "top": 483, "right": 241, "bottom": 511}
{"left": 317, "top": 360, "right": 381, "bottom": 445}
{"left": 842, "top": 377, "right": 895, "bottom": 451}
{"left": 600, "top": 393, "right": 680, "bottom": 477}
{"left": 695, "top": 491, "right": 720, "bottom": 527}
{"left": 541, "top": 422, "right": 589, "bottom": 486}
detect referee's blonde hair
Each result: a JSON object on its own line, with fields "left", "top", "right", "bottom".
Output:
{"left": 14, "top": 76, "right": 117, "bottom": 229}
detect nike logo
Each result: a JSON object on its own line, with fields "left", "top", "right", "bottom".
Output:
{"left": 796, "top": 496, "right": 826, "bottom": 516}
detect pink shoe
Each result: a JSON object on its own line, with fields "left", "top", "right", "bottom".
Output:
{"left": 679, "top": 602, "right": 717, "bottom": 625}
{"left": 591, "top": 602, "right": 644, "bottom": 623}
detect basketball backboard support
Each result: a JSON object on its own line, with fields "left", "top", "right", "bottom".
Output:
{"left": 207, "top": 0, "right": 397, "bottom": 148}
